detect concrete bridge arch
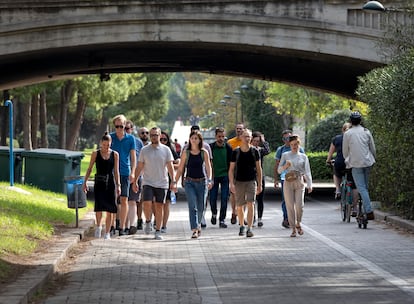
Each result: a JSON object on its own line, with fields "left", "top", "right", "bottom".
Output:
{"left": 0, "top": 0, "right": 410, "bottom": 97}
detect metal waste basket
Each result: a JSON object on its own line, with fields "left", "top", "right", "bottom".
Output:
{"left": 64, "top": 176, "right": 86, "bottom": 228}
{"left": 64, "top": 176, "right": 87, "bottom": 209}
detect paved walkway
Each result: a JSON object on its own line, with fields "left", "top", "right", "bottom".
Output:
{"left": 2, "top": 185, "right": 414, "bottom": 304}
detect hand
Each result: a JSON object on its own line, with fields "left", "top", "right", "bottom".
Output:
{"left": 274, "top": 180, "right": 279, "bottom": 188}
{"left": 307, "top": 187, "right": 313, "bottom": 194}
{"left": 82, "top": 183, "right": 88, "bottom": 193}
{"left": 256, "top": 185, "right": 263, "bottom": 194}
{"left": 116, "top": 185, "right": 121, "bottom": 196}
{"left": 230, "top": 183, "right": 236, "bottom": 194}
{"left": 132, "top": 183, "right": 138, "bottom": 193}
{"left": 207, "top": 181, "right": 213, "bottom": 190}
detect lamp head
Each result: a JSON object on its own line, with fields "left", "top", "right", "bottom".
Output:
{"left": 363, "top": 1, "right": 386, "bottom": 12}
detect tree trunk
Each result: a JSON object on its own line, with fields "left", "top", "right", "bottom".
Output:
{"left": 59, "top": 80, "right": 74, "bottom": 149}
{"left": 66, "top": 92, "right": 87, "bottom": 150}
{"left": 31, "top": 93, "right": 40, "bottom": 149}
{"left": 39, "top": 90, "right": 48, "bottom": 148}
{"left": 21, "top": 100, "right": 32, "bottom": 150}
{"left": 96, "top": 107, "right": 110, "bottom": 147}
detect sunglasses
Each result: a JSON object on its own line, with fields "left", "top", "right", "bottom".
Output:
{"left": 160, "top": 138, "right": 168, "bottom": 142}
{"left": 141, "top": 131, "right": 149, "bottom": 135}
{"left": 282, "top": 136, "right": 290, "bottom": 141}
{"left": 115, "top": 125, "right": 124, "bottom": 129}
{"left": 125, "top": 127, "right": 131, "bottom": 131}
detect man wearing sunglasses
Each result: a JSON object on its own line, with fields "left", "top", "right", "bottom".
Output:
{"left": 274, "top": 129, "right": 304, "bottom": 229}
{"left": 136, "top": 126, "right": 150, "bottom": 229}
{"left": 124, "top": 120, "right": 143, "bottom": 235}
{"left": 138, "top": 127, "right": 150, "bottom": 146}
{"left": 110, "top": 114, "right": 137, "bottom": 236}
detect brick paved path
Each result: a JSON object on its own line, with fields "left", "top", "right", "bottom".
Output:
{"left": 41, "top": 193, "right": 414, "bottom": 304}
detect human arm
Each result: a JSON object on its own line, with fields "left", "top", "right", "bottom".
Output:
{"left": 132, "top": 161, "right": 144, "bottom": 193}
{"left": 260, "top": 134, "right": 271, "bottom": 157}
{"left": 174, "top": 151, "right": 186, "bottom": 187}
{"left": 113, "top": 151, "right": 121, "bottom": 195}
{"left": 166, "top": 160, "right": 177, "bottom": 192}
{"left": 326, "top": 143, "right": 336, "bottom": 164}
{"left": 228, "top": 162, "right": 236, "bottom": 194}
{"left": 204, "top": 150, "right": 213, "bottom": 190}
{"left": 304, "top": 154, "right": 313, "bottom": 193}
{"left": 83, "top": 151, "right": 97, "bottom": 192}
{"left": 129, "top": 148, "right": 136, "bottom": 183}
{"left": 256, "top": 159, "right": 263, "bottom": 194}
{"left": 277, "top": 153, "right": 291, "bottom": 174}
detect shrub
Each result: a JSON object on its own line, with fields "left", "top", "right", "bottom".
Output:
{"left": 307, "top": 110, "right": 351, "bottom": 152}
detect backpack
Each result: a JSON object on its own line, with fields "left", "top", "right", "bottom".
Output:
{"left": 234, "top": 147, "right": 257, "bottom": 178}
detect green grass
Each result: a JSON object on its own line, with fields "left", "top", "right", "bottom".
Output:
{"left": 0, "top": 182, "right": 92, "bottom": 280}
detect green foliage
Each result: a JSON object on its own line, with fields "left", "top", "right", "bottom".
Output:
{"left": 356, "top": 49, "right": 414, "bottom": 219}
{"left": 263, "top": 151, "right": 332, "bottom": 181}
{"left": 306, "top": 110, "right": 351, "bottom": 152}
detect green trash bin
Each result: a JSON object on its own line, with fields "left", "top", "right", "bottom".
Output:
{"left": 22, "top": 148, "right": 84, "bottom": 193}
{"left": 0, "top": 146, "right": 24, "bottom": 183}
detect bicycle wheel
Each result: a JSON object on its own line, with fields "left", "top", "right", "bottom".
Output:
{"left": 340, "top": 181, "right": 347, "bottom": 222}
{"left": 346, "top": 203, "right": 351, "bottom": 222}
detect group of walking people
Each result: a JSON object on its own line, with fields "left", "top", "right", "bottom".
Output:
{"left": 83, "top": 110, "right": 375, "bottom": 240}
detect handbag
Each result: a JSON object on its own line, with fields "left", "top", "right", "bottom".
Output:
{"left": 285, "top": 171, "right": 297, "bottom": 182}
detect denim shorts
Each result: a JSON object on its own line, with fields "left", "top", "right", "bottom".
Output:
{"left": 120, "top": 175, "right": 130, "bottom": 198}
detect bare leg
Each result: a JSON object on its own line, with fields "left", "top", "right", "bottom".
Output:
{"left": 119, "top": 196, "right": 128, "bottom": 230}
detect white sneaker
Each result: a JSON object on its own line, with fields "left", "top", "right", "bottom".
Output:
{"left": 94, "top": 226, "right": 102, "bottom": 238}
{"left": 154, "top": 230, "right": 163, "bottom": 240}
{"left": 144, "top": 222, "right": 152, "bottom": 235}
{"left": 103, "top": 233, "right": 110, "bottom": 240}
{"left": 161, "top": 227, "right": 167, "bottom": 233}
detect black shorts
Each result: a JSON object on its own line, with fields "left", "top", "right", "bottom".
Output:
{"left": 142, "top": 185, "right": 167, "bottom": 203}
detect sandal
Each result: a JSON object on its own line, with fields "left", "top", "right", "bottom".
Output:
{"left": 191, "top": 231, "right": 198, "bottom": 239}
{"left": 197, "top": 228, "right": 201, "bottom": 236}
{"left": 296, "top": 226, "right": 304, "bottom": 235}
{"left": 290, "top": 230, "right": 297, "bottom": 237}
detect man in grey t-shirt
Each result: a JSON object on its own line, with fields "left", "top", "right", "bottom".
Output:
{"left": 133, "top": 127, "right": 176, "bottom": 240}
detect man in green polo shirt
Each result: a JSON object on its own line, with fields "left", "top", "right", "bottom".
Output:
{"left": 209, "top": 127, "right": 233, "bottom": 228}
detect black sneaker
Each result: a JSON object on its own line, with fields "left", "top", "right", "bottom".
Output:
{"left": 231, "top": 213, "right": 237, "bottom": 225}
{"left": 137, "top": 219, "right": 143, "bottom": 230}
{"left": 282, "top": 219, "right": 290, "bottom": 229}
{"left": 129, "top": 226, "right": 137, "bottom": 235}
{"left": 258, "top": 220, "right": 263, "bottom": 227}
{"left": 201, "top": 223, "right": 207, "bottom": 229}
{"left": 246, "top": 229, "right": 254, "bottom": 237}
{"left": 211, "top": 215, "right": 217, "bottom": 225}
{"left": 219, "top": 222, "right": 227, "bottom": 228}
{"left": 119, "top": 229, "right": 127, "bottom": 236}
{"left": 239, "top": 226, "right": 245, "bottom": 236}
{"left": 110, "top": 226, "right": 116, "bottom": 236}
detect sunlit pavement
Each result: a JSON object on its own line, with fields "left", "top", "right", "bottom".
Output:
{"left": 38, "top": 188, "right": 414, "bottom": 304}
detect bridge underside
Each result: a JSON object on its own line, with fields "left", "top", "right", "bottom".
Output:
{"left": 0, "top": 42, "right": 382, "bottom": 97}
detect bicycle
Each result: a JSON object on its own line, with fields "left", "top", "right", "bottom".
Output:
{"left": 340, "top": 171, "right": 353, "bottom": 222}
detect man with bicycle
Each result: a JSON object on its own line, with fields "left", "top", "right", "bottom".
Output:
{"left": 342, "top": 112, "right": 376, "bottom": 221}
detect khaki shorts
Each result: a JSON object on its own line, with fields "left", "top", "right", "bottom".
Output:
{"left": 234, "top": 180, "right": 257, "bottom": 206}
